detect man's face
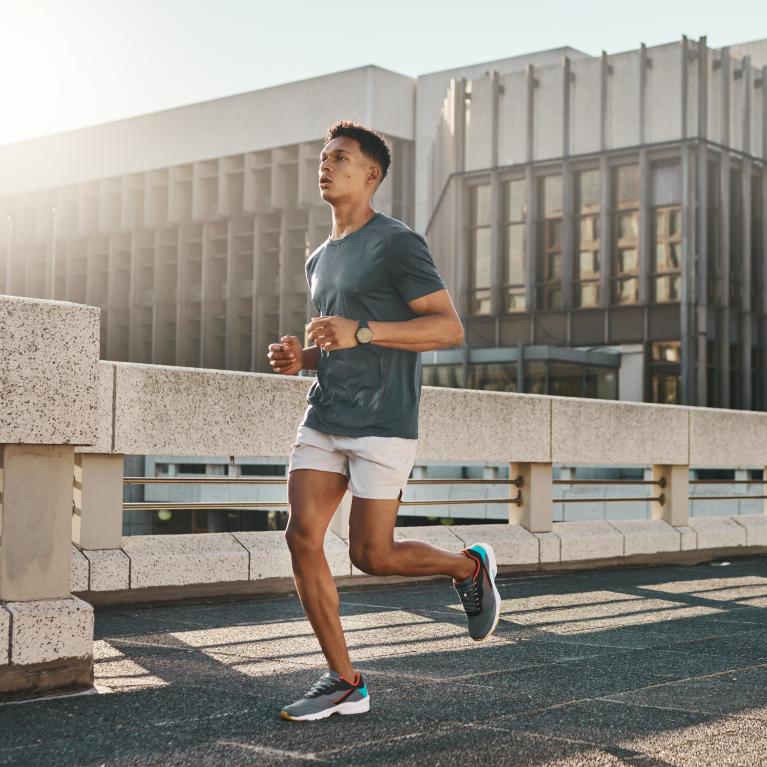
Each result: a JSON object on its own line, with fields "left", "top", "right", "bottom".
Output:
{"left": 318, "top": 136, "right": 380, "bottom": 203}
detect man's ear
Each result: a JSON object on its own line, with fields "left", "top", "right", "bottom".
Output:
{"left": 368, "top": 165, "right": 381, "bottom": 185}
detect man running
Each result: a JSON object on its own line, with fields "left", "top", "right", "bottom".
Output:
{"left": 267, "top": 120, "right": 500, "bottom": 722}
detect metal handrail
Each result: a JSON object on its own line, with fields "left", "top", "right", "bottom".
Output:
{"left": 554, "top": 479, "right": 666, "bottom": 486}
{"left": 123, "top": 493, "right": 524, "bottom": 511}
{"left": 123, "top": 476, "right": 524, "bottom": 486}
{"left": 557, "top": 495, "right": 665, "bottom": 504}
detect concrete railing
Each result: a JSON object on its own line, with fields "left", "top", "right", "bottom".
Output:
{"left": 2, "top": 294, "right": 767, "bottom": 700}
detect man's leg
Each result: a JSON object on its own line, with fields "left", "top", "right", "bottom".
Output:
{"left": 348, "top": 495, "right": 476, "bottom": 581}
{"left": 285, "top": 468, "right": 355, "bottom": 680}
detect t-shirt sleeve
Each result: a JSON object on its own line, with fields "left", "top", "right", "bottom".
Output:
{"left": 387, "top": 229, "right": 447, "bottom": 303}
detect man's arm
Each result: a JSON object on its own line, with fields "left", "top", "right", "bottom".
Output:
{"left": 368, "top": 289, "right": 463, "bottom": 351}
{"left": 306, "top": 289, "right": 464, "bottom": 353}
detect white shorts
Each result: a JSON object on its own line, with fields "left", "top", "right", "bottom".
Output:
{"left": 288, "top": 422, "right": 418, "bottom": 500}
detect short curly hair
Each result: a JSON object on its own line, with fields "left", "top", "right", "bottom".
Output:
{"left": 323, "top": 120, "right": 391, "bottom": 186}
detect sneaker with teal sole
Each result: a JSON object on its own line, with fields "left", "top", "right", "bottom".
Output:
{"left": 453, "top": 542, "right": 501, "bottom": 641}
{"left": 280, "top": 670, "right": 369, "bottom": 722}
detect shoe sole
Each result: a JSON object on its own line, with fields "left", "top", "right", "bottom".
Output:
{"left": 469, "top": 542, "right": 501, "bottom": 642}
{"left": 280, "top": 695, "right": 370, "bottom": 722}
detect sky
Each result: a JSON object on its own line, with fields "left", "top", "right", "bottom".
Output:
{"left": 0, "top": 0, "right": 765, "bottom": 146}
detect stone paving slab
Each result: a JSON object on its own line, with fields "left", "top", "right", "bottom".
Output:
{"left": 1, "top": 555, "right": 766, "bottom": 767}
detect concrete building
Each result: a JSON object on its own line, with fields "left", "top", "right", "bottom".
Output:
{"left": 425, "top": 36, "right": 767, "bottom": 409}
{"left": 1, "top": 37, "right": 765, "bottom": 530}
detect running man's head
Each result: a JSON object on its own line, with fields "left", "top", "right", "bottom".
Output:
{"left": 318, "top": 121, "right": 391, "bottom": 205}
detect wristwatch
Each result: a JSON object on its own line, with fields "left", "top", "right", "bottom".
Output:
{"left": 355, "top": 319, "right": 374, "bottom": 344}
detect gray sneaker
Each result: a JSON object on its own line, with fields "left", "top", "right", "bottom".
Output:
{"left": 279, "top": 670, "right": 369, "bottom": 722}
{"left": 453, "top": 542, "right": 501, "bottom": 641}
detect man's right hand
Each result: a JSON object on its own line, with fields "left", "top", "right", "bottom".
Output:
{"left": 267, "top": 335, "right": 303, "bottom": 375}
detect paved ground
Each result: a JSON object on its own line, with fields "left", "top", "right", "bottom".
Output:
{"left": 2, "top": 556, "right": 767, "bottom": 766}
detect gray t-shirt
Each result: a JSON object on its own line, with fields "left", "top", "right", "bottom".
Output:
{"left": 302, "top": 211, "right": 447, "bottom": 439}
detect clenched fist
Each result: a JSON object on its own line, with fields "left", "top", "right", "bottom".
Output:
{"left": 267, "top": 335, "right": 303, "bottom": 375}
{"left": 305, "top": 315, "right": 359, "bottom": 351}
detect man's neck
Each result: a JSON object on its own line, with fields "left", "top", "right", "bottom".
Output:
{"left": 330, "top": 204, "right": 377, "bottom": 240}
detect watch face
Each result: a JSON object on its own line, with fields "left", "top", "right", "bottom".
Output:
{"left": 356, "top": 326, "right": 374, "bottom": 344}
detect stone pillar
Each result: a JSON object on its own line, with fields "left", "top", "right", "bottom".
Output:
{"left": 72, "top": 453, "right": 125, "bottom": 550}
{"left": 1, "top": 445, "right": 74, "bottom": 601}
{"left": 651, "top": 464, "right": 689, "bottom": 527}
{"left": 0, "top": 444, "right": 94, "bottom": 698}
{"left": 511, "top": 462, "right": 553, "bottom": 532}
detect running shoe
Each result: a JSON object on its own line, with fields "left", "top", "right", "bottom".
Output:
{"left": 279, "top": 670, "right": 369, "bottom": 722}
{"left": 453, "top": 542, "right": 501, "bottom": 641}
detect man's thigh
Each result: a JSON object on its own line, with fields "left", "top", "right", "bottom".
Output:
{"left": 287, "top": 469, "right": 349, "bottom": 542}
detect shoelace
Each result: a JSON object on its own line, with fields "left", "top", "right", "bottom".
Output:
{"left": 305, "top": 675, "right": 344, "bottom": 699}
{"left": 456, "top": 576, "right": 482, "bottom": 617}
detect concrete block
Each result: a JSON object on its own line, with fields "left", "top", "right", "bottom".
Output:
{"left": 607, "top": 519, "right": 681, "bottom": 556}
{"left": 122, "top": 533, "right": 249, "bottom": 588}
{"left": 535, "top": 531, "right": 561, "bottom": 563}
{"left": 0, "top": 606, "right": 9, "bottom": 664}
{"left": 72, "top": 452, "right": 124, "bottom": 550}
{"left": 232, "top": 530, "right": 351, "bottom": 579}
{"left": 0, "top": 444, "right": 74, "bottom": 601}
{"left": 71, "top": 547, "right": 89, "bottom": 592}
{"left": 551, "top": 398, "right": 688, "bottom": 466}
{"left": 81, "top": 549, "right": 130, "bottom": 591}
{"left": 7, "top": 597, "right": 93, "bottom": 665}
{"left": 113, "top": 363, "right": 312, "bottom": 457}
{"left": 732, "top": 515, "right": 767, "bottom": 547}
{"left": 75, "top": 361, "right": 115, "bottom": 454}
{"left": 448, "top": 524, "right": 538, "bottom": 566}
{"left": 0, "top": 296, "right": 99, "bottom": 445}
{"left": 553, "top": 521, "right": 624, "bottom": 561}
{"left": 676, "top": 525, "right": 698, "bottom": 551}
{"left": 690, "top": 406, "right": 767, "bottom": 468}
{"left": 417, "top": 387, "right": 550, "bottom": 463}
{"left": 688, "top": 516, "right": 748, "bottom": 549}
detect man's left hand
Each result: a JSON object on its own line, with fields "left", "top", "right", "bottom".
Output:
{"left": 306, "top": 316, "right": 359, "bottom": 351}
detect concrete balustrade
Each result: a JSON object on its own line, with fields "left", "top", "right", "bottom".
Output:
{"left": 0, "top": 295, "right": 100, "bottom": 699}
{"left": 3, "top": 293, "right": 767, "bottom": 699}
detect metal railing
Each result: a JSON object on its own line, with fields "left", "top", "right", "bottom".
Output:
{"left": 122, "top": 475, "right": 525, "bottom": 510}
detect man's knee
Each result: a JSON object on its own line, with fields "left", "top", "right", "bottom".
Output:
{"left": 349, "top": 544, "right": 394, "bottom": 576}
{"left": 285, "top": 522, "right": 324, "bottom": 558}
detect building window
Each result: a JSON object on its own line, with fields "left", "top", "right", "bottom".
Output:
{"left": 574, "top": 169, "right": 600, "bottom": 308}
{"left": 422, "top": 364, "right": 463, "bottom": 388}
{"left": 650, "top": 341, "right": 681, "bottom": 404}
{"left": 468, "top": 363, "right": 518, "bottom": 392}
{"left": 651, "top": 164, "right": 681, "bottom": 303}
{"left": 502, "top": 179, "right": 526, "bottom": 312}
{"left": 610, "top": 164, "right": 640, "bottom": 305}
{"left": 468, "top": 183, "right": 491, "bottom": 315}
{"left": 240, "top": 464, "right": 286, "bottom": 476}
{"left": 536, "top": 175, "right": 563, "bottom": 309}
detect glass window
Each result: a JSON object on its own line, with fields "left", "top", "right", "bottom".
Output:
{"left": 583, "top": 367, "right": 618, "bottom": 399}
{"left": 650, "top": 340, "right": 681, "bottom": 404}
{"left": 468, "top": 363, "right": 518, "bottom": 392}
{"left": 574, "top": 169, "right": 601, "bottom": 308}
{"left": 524, "top": 361, "right": 546, "bottom": 394}
{"left": 548, "top": 362, "right": 582, "bottom": 397}
{"left": 611, "top": 164, "right": 640, "bottom": 305}
{"left": 536, "top": 175, "right": 563, "bottom": 309}
{"left": 422, "top": 364, "right": 463, "bottom": 388}
{"left": 468, "top": 183, "right": 492, "bottom": 315}
{"left": 502, "top": 179, "right": 526, "bottom": 313}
